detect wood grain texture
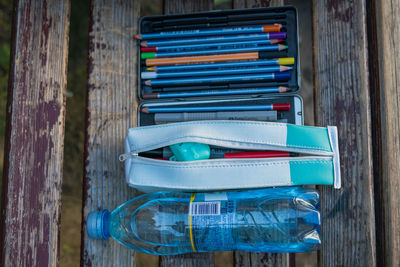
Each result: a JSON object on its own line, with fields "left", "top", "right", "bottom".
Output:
{"left": 312, "top": 0, "right": 376, "bottom": 266}
{"left": 233, "top": 0, "right": 290, "bottom": 9}
{"left": 159, "top": 0, "right": 214, "bottom": 266}
{"left": 81, "top": 0, "right": 139, "bottom": 266}
{"left": 232, "top": 1, "right": 289, "bottom": 266}
{"left": 163, "top": 0, "right": 214, "bottom": 14}
{"left": 0, "top": 0, "right": 70, "bottom": 266}
{"left": 374, "top": 0, "right": 400, "bottom": 266}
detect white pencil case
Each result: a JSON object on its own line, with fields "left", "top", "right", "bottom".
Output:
{"left": 120, "top": 120, "right": 341, "bottom": 193}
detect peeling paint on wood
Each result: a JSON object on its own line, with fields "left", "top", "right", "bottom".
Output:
{"left": 0, "top": 0, "right": 70, "bottom": 266}
{"left": 81, "top": 0, "right": 139, "bottom": 266}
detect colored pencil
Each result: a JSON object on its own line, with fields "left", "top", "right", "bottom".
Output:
{"left": 149, "top": 81, "right": 294, "bottom": 92}
{"left": 141, "top": 149, "right": 289, "bottom": 159}
{"left": 141, "top": 39, "right": 282, "bottom": 52}
{"left": 224, "top": 151, "right": 290, "bottom": 158}
{"left": 141, "top": 66, "right": 291, "bottom": 79}
{"left": 153, "top": 110, "right": 278, "bottom": 123}
{"left": 144, "top": 72, "right": 291, "bottom": 86}
{"left": 141, "top": 44, "right": 287, "bottom": 59}
{"left": 141, "top": 32, "right": 287, "bottom": 47}
{"left": 152, "top": 85, "right": 226, "bottom": 92}
{"left": 145, "top": 52, "right": 289, "bottom": 66}
{"left": 133, "top": 25, "right": 282, "bottom": 40}
{"left": 140, "top": 103, "right": 290, "bottom": 113}
{"left": 147, "top": 58, "right": 294, "bottom": 72}
{"left": 143, "top": 86, "right": 291, "bottom": 99}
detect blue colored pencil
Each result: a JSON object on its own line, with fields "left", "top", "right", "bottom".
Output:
{"left": 140, "top": 103, "right": 290, "bottom": 113}
{"left": 144, "top": 72, "right": 291, "bottom": 86}
{"left": 141, "top": 66, "right": 291, "bottom": 79}
{"left": 134, "top": 25, "right": 282, "bottom": 40}
{"left": 142, "top": 86, "right": 291, "bottom": 99}
{"left": 141, "top": 39, "right": 282, "bottom": 52}
{"left": 148, "top": 58, "right": 294, "bottom": 72}
{"left": 141, "top": 32, "right": 287, "bottom": 47}
{"left": 141, "top": 44, "right": 287, "bottom": 59}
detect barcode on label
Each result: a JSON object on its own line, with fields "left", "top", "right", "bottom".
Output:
{"left": 190, "top": 202, "right": 220, "bottom": 216}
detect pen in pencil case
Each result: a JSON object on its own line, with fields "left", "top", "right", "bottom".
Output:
{"left": 147, "top": 58, "right": 294, "bottom": 72}
{"left": 133, "top": 25, "right": 282, "bottom": 40}
{"left": 153, "top": 19, "right": 287, "bottom": 31}
{"left": 140, "top": 103, "right": 290, "bottom": 113}
{"left": 150, "top": 13, "right": 286, "bottom": 27}
{"left": 141, "top": 66, "right": 291, "bottom": 79}
{"left": 143, "top": 87, "right": 291, "bottom": 99}
{"left": 141, "top": 32, "right": 287, "bottom": 47}
{"left": 153, "top": 110, "right": 280, "bottom": 123}
{"left": 141, "top": 39, "right": 283, "bottom": 52}
{"left": 145, "top": 52, "right": 291, "bottom": 66}
{"left": 141, "top": 44, "right": 287, "bottom": 59}
{"left": 144, "top": 72, "right": 291, "bottom": 86}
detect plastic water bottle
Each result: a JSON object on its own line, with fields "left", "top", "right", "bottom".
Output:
{"left": 87, "top": 187, "right": 321, "bottom": 255}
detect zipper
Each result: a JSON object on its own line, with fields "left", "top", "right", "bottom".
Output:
{"left": 119, "top": 152, "right": 138, "bottom": 162}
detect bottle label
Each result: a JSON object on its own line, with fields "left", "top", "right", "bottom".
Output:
{"left": 190, "top": 202, "right": 221, "bottom": 216}
{"left": 189, "top": 195, "right": 235, "bottom": 252}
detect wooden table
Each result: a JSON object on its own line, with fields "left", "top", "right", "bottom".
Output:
{"left": 1, "top": 0, "right": 399, "bottom": 266}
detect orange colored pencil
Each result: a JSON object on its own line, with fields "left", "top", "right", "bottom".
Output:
{"left": 146, "top": 52, "right": 260, "bottom": 66}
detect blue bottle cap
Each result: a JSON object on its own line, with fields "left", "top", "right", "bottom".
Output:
{"left": 274, "top": 71, "right": 291, "bottom": 80}
{"left": 87, "top": 210, "right": 110, "bottom": 240}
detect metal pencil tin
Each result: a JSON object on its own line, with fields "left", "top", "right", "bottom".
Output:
{"left": 135, "top": 6, "right": 302, "bottom": 126}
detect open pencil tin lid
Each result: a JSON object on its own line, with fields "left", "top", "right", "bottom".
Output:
{"left": 136, "top": 6, "right": 299, "bottom": 101}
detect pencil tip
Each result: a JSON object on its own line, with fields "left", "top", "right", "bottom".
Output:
{"left": 280, "top": 66, "right": 292, "bottom": 71}
{"left": 270, "top": 39, "right": 279, "bottom": 44}
{"left": 142, "top": 93, "right": 158, "bottom": 99}
{"left": 133, "top": 34, "right": 142, "bottom": 40}
{"left": 145, "top": 80, "right": 151, "bottom": 86}
{"left": 141, "top": 41, "right": 147, "bottom": 47}
{"left": 140, "top": 107, "right": 149, "bottom": 113}
{"left": 279, "top": 44, "right": 288, "bottom": 51}
{"left": 278, "top": 86, "right": 291, "bottom": 93}
{"left": 152, "top": 66, "right": 157, "bottom": 71}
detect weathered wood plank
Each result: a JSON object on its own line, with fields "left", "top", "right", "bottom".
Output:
{"left": 373, "top": 0, "right": 400, "bottom": 266}
{"left": 163, "top": 0, "right": 213, "bottom": 14}
{"left": 159, "top": 0, "right": 214, "bottom": 266}
{"left": 232, "top": 1, "right": 290, "bottom": 266}
{"left": 81, "top": 0, "right": 139, "bottom": 266}
{"left": 0, "top": 0, "right": 70, "bottom": 266}
{"left": 312, "top": 1, "right": 376, "bottom": 266}
{"left": 232, "top": 1, "right": 289, "bottom": 266}
{"left": 233, "top": 0, "right": 290, "bottom": 9}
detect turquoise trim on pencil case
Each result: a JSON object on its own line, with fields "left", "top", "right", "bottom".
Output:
{"left": 290, "top": 160, "right": 334, "bottom": 185}
{"left": 286, "top": 124, "right": 332, "bottom": 152}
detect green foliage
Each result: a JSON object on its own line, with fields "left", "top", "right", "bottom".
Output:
{"left": 60, "top": 1, "right": 89, "bottom": 265}
{"left": 0, "top": 0, "right": 12, "bottom": 174}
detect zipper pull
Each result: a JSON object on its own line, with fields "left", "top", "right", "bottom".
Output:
{"left": 119, "top": 152, "right": 138, "bottom": 162}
